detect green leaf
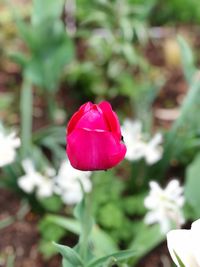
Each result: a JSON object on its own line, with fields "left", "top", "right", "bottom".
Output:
{"left": 9, "top": 52, "right": 28, "bottom": 68}
{"left": 74, "top": 198, "right": 94, "bottom": 260}
{"left": 6, "top": 253, "right": 15, "bottom": 267}
{"left": 87, "top": 249, "right": 136, "bottom": 267}
{"left": 174, "top": 250, "right": 186, "bottom": 267}
{"left": 20, "top": 78, "right": 33, "bottom": 158}
{"left": 123, "top": 194, "right": 146, "bottom": 216}
{"left": 62, "top": 259, "right": 74, "bottom": 267}
{"left": 17, "top": 21, "right": 36, "bottom": 49}
{"left": 46, "top": 215, "right": 118, "bottom": 256}
{"left": 15, "top": 1, "right": 74, "bottom": 92}
{"left": 185, "top": 153, "right": 200, "bottom": 217}
{"left": 38, "top": 195, "right": 63, "bottom": 212}
{"left": 98, "top": 203, "right": 124, "bottom": 229}
{"left": 129, "top": 223, "right": 164, "bottom": 265}
{"left": 160, "top": 77, "right": 200, "bottom": 174}
{"left": 0, "top": 216, "right": 14, "bottom": 230}
{"left": 0, "top": 93, "right": 14, "bottom": 111}
{"left": 39, "top": 217, "right": 65, "bottom": 241}
{"left": 53, "top": 242, "right": 84, "bottom": 267}
{"left": 177, "top": 35, "right": 196, "bottom": 84}
{"left": 90, "top": 225, "right": 118, "bottom": 257}
{"left": 32, "top": 0, "right": 65, "bottom": 24}
{"left": 46, "top": 215, "right": 80, "bottom": 234}
{"left": 39, "top": 240, "right": 58, "bottom": 259}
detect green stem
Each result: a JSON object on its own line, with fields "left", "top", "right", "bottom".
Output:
{"left": 74, "top": 190, "right": 93, "bottom": 266}
{"left": 47, "top": 92, "right": 55, "bottom": 121}
{"left": 20, "top": 78, "right": 33, "bottom": 158}
{"left": 79, "top": 195, "right": 92, "bottom": 263}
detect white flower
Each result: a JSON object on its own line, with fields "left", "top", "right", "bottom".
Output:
{"left": 144, "top": 133, "right": 163, "bottom": 164}
{"left": 0, "top": 130, "right": 20, "bottom": 167}
{"left": 121, "top": 119, "right": 163, "bottom": 165}
{"left": 18, "top": 159, "right": 55, "bottom": 198}
{"left": 144, "top": 179, "right": 185, "bottom": 233}
{"left": 167, "top": 219, "right": 200, "bottom": 267}
{"left": 54, "top": 160, "right": 92, "bottom": 205}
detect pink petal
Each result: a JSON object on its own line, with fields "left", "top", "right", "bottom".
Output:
{"left": 67, "top": 102, "right": 93, "bottom": 135}
{"left": 67, "top": 128, "right": 126, "bottom": 171}
{"left": 75, "top": 105, "right": 109, "bottom": 131}
{"left": 98, "top": 101, "right": 121, "bottom": 140}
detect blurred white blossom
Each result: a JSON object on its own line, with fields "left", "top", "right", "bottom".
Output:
{"left": 144, "top": 179, "right": 185, "bottom": 233}
{"left": 18, "top": 159, "right": 55, "bottom": 198}
{"left": 121, "top": 119, "right": 163, "bottom": 165}
{"left": 167, "top": 219, "right": 200, "bottom": 267}
{"left": 0, "top": 129, "right": 20, "bottom": 167}
{"left": 54, "top": 160, "right": 92, "bottom": 205}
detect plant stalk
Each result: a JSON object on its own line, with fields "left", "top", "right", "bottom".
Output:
{"left": 20, "top": 78, "right": 33, "bottom": 158}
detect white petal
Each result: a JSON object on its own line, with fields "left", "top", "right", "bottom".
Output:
{"left": 22, "top": 159, "right": 35, "bottom": 174}
{"left": 54, "top": 160, "right": 92, "bottom": 205}
{"left": 165, "top": 179, "right": 183, "bottom": 197}
{"left": 144, "top": 133, "right": 163, "bottom": 165}
{"left": 159, "top": 216, "right": 171, "bottom": 233}
{"left": 191, "top": 219, "right": 200, "bottom": 265}
{"left": 167, "top": 229, "right": 199, "bottom": 267}
{"left": 145, "top": 146, "right": 162, "bottom": 165}
{"left": 144, "top": 195, "right": 159, "bottom": 209}
{"left": 145, "top": 180, "right": 185, "bottom": 232}
{"left": 149, "top": 181, "right": 162, "bottom": 193}
{"left": 144, "top": 211, "right": 158, "bottom": 225}
{"left": 148, "top": 133, "right": 163, "bottom": 147}
{"left": 45, "top": 167, "right": 56, "bottom": 177}
{"left": 122, "top": 119, "right": 146, "bottom": 161}
{"left": 18, "top": 175, "right": 35, "bottom": 193}
{"left": 36, "top": 180, "right": 54, "bottom": 198}
{"left": 62, "top": 187, "right": 83, "bottom": 205}
{"left": 0, "top": 149, "right": 16, "bottom": 167}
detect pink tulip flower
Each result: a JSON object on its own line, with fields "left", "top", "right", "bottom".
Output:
{"left": 66, "top": 101, "right": 126, "bottom": 171}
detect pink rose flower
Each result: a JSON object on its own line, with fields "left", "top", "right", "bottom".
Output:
{"left": 66, "top": 101, "right": 126, "bottom": 171}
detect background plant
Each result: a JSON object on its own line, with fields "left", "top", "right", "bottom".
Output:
{"left": 1, "top": 0, "right": 200, "bottom": 266}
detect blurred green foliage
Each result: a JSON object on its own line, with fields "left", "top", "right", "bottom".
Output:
{"left": 1, "top": 0, "right": 200, "bottom": 265}
{"left": 150, "top": 0, "right": 200, "bottom": 24}
{"left": 13, "top": 0, "right": 74, "bottom": 92}
{"left": 185, "top": 154, "right": 200, "bottom": 218}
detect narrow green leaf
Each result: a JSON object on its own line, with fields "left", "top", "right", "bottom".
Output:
{"left": 177, "top": 35, "right": 196, "bottom": 83}
{"left": 185, "top": 153, "right": 200, "bottom": 217}
{"left": 174, "top": 250, "right": 186, "bottom": 267}
{"left": 6, "top": 254, "right": 15, "bottom": 267}
{"left": 0, "top": 216, "right": 14, "bottom": 230}
{"left": 76, "top": 199, "right": 93, "bottom": 261}
{"left": 32, "top": 0, "right": 65, "bottom": 24}
{"left": 20, "top": 78, "right": 33, "bottom": 158}
{"left": 53, "top": 242, "right": 84, "bottom": 266}
{"left": 159, "top": 77, "right": 200, "bottom": 175}
{"left": 62, "top": 258, "right": 74, "bottom": 267}
{"left": 46, "top": 215, "right": 117, "bottom": 256}
{"left": 88, "top": 249, "right": 136, "bottom": 267}
{"left": 129, "top": 223, "right": 164, "bottom": 265}
{"left": 47, "top": 215, "right": 80, "bottom": 235}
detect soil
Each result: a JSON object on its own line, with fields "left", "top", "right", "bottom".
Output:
{"left": 136, "top": 243, "right": 171, "bottom": 267}
{"left": 0, "top": 189, "right": 61, "bottom": 267}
